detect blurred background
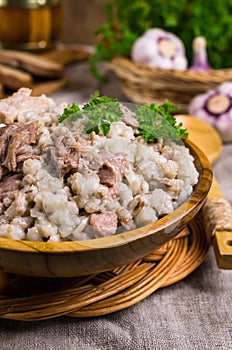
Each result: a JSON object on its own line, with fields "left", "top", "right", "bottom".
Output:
{"left": 0, "top": 0, "right": 108, "bottom": 51}
{"left": 61, "top": 0, "right": 109, "bottom": 45}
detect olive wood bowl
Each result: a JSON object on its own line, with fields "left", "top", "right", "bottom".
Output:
{"left": 0, "top": 139, "right": 213, "bottom": 278}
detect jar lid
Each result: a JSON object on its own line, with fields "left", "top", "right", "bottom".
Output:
{"left": 0, "top": 0, "right": 60, "bottom": 8}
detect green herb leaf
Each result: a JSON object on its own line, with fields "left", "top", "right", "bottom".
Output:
{"left": 82, "top": 90, "right": 123, "bottom": 135}
{"left": 135, "top": 100, "right": 188, "bottom": 142}
{"left": 58, "top": 102, "right": 82, "bottom": 122}
{"left": 82, "top": 90, "right": 119, "bottom": 108}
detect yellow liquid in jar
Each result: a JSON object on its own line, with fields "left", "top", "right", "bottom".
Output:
{"left": 0, "top": 5, "right": 62, "bottom": 51}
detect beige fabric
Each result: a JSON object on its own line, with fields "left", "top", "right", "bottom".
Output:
{"left": 0, "top": 248, "right": 231, "bottom": 350}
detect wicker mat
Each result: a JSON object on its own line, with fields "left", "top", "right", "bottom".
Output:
{"left": 0, "top": 213, "right": 209, "bottom": 321}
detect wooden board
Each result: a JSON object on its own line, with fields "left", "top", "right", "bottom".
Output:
{"left": 0, "top": 44, "right": 92, "bottom": 98}
{"left": 176, "top": 115, "right": 232, "bottom": 269}
{"left": 39, "top": 44, "right": 93, "bottom": 66}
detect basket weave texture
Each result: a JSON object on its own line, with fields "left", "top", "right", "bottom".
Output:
{"left": 0, "top": 213, "right": 209, "bottom": 321}
{"left": 110, "top": 57, "right": 232, "bottom": 112}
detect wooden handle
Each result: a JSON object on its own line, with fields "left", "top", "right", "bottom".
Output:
{"left": 213, "top": 230, "right": 232, "bottom": 269}
{"left": 0, "top": 49, "right": 63, "bottom": 77}
{"left": 203, "top": 179, "right": 232, "bottom": 269}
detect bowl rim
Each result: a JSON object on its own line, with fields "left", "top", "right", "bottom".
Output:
{"left": 0, "top": 138, "right": 213, "bottom": 253}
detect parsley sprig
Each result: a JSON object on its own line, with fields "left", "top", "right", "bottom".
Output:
{"left": 59, "top": 91, "right": 122, "bottom": 136}
{"left": 59, "top": 91, "right": 188, "bottom": 141}
{"left": 136, "top": 100, "right": 188, "bottom": 142}
{"left": 58, "top": 102, "right": 82, "bottom": 123}
{"left": 82, "top": 91, "right": 122, "bottom": 135}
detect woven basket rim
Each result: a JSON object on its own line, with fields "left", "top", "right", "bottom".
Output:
{"left": 111, "top": 56, "right": 232, "bottom": 81}
{"left": 110, "top": 56, "right": 232, "bottom": 112}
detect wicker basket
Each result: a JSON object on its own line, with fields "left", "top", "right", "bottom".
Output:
{"left": 110, "top": 57, "right": 232, "bottom": 112}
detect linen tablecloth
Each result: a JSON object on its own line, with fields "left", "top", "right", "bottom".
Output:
{"left": 0, "top": 62, "right": 231, "bottom": 350}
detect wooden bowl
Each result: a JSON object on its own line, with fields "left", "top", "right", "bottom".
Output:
{"left": 0, "top": 139, "right": 213, "bottom": 278}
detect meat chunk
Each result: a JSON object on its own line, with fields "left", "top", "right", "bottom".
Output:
{"left": 89, "top": 212, "right": 118, "bottom": 237}
{"left": 49, "top": 135, "right": 80, "bottom": 177}
{"left": 4, "top": 192, "right": 27, "bottom": 220}
{"left": 0, "top": 122, "right": 37, "bottom": 178}
{"left": 0, "top": 174, "right": 22, "bottom": 200}
{"left": 120, "top": 103, "right": 139, "bottom": 129}
{"left": 0, "top": 87, "right": 54, "bottom": 124}
{"left": 98, "top": 162, "right": 117, "bottom": 186}
{"left": 98, "top": 155, "right": 128, "bottom": 186}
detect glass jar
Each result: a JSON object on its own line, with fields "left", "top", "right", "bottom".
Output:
{"left": 0, "top": 0, "right": 62, "bottom": 51}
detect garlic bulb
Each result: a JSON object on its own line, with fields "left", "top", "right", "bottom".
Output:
{"left": 188, "top": 82, "right": 232, "bottom": 142}
{"left": 131, "top": 28, "right": 188, "bottom": 70}
{"left": 189, "top": 36, "right": 212, "bottom": 72}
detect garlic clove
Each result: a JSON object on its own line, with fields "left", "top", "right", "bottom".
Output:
{"left": 173, "top": 55, "right": 188, "bottom": 71}
{"left": 217, "top": 82, "right": 232, "bottom": 97}
{"left": 189, "top": 36, "right": 212, "bottom": 72}
{"left": 131, "top": 36, "right": 158, "bottom": 64}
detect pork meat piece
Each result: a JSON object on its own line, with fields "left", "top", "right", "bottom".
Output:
{"left": 0, "top": 174, "right": 22, "bottom": 200}
{"left": 0, "top": 87, "right": 55, "bottom": 124}
{"left": 98, "top": 155, "right": 128, "bottom": 186}
{"left": 0, "top": 122, "right": 37, "bottom": 176}
{"left": 49, "top": 135, "right": 80, "bottom": 177}
{"left": 89, "top": 212, "right": 118, "bottom": 236}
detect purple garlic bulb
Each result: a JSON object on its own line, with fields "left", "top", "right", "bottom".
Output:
{"left": 131, "top": 28, "right": 188, "bottom": 71}
{"left": 188, "top": 82, "right": 232, "bottom": 142}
